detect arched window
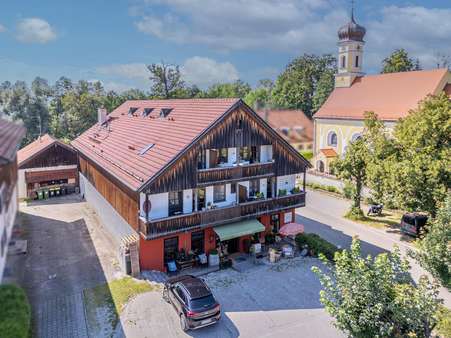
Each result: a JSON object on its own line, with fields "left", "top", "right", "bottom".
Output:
{"left": 351, "top": 133, "right": 362, "bottom": 142}
{"left": 341, "top": 55, "right": 346, "bottom": 68}
{"left": 328, "top": 131, "right": 338, "bottom": 147}
{"left": 355, "top": 55, "right": 359, "bottom": 68}
{"left": 317, "top": 160, "right": 325, "bottom": 173}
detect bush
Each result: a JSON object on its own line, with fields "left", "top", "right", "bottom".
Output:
{"left": 326, "top": 185, "right": 339, "bottom": 193}
{"left": 0, "top": 284, "right": 31, "bottom": 338}
{"left": 307, "top": 182, "right": 341, "bottom": 195}
{"left": 300, "top": 150, "right": 313, "bottom": 160}
{"left": 295, "top": 233, "right": 340, "bottom": 261}
{"left": 436, "top": 306, "right": 451, "bottom": 338}
{"left": 265, "top": 233, "right": 276, "bottom": 244}
{"left": 342, "top": 181, "right": 355, "bottom": 199}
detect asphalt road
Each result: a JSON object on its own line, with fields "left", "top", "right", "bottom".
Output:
{"left": 296, "top": 189, "right": 451, "bottom": 307}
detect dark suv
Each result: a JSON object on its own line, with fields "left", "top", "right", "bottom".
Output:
{"left": 163, "top": 275, "right": 221, "bottom": 331}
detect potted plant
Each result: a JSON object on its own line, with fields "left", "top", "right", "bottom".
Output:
{"left": 278, "top": 189, "right": 287, "bottom": 197}
{"left": 207, "top": 201, "right": 212, "bottom": 210}
{"left": 291, "top": 186, "right": 301, "bottom": 194}
{"left": 208, "top": 248, "right": 220, "bottom": 267}
{"left": 255, "top": 192, "right": 265, "bottom": 199}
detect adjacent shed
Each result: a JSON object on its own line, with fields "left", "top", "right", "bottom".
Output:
{"left": 17, "top": 134, "right": 78, "bottom": 199}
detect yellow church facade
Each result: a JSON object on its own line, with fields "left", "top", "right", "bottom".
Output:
{"left": 313, "top": 10, "right": 451, "bottom": 174}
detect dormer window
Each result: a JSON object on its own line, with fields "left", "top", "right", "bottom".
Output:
{"left": 128, "top": 107, "right": 138, "bottom": 116}
{"left": 160, "top": 108, "right": 173, "bottom": 118}
{"left": 142, "top": 108, "right": 154, "bottom": 117}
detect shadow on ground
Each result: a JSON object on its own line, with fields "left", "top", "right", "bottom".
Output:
{"left": 296, "top": 213, "right": 389, "bottom": 256}
{"left": 9, "top": 203, "right": 124, "bottom": 338}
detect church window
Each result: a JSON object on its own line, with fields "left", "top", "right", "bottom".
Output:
{"left": 355, "top": 55, "right": 359, "bottom": 68}
{"left": 328, "top": 131, "right": 338, "bottom": 147}
{"left": 341, "top": 55, "right": 346, "bottom": 68}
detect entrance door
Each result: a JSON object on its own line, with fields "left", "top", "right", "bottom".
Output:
{"left": 224, "top": 238, "right": 239, "bottom": 254}
{"left": 197, "top": 188, "right": 206, "bottom": 210}
{"left": 239, "top": 184, "right": 247, "bottom": 203}
{"left": 168, "top": 191, "right": 183, "bottom": 216}
{"left": 191, "top": 230, "right": 205, "bottom": 254}
{"left": 164, "top": 237, "right": 179, "bottom": 263}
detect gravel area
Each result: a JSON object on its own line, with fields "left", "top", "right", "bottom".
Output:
{"left": 117, "top": 256, "right": 343, "bottom": 338}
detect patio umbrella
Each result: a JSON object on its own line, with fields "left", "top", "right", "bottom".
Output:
{"left": 279, "top": 222, "right": 304, "bottom": 236}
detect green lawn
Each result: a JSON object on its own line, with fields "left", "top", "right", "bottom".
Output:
{"left": 344, "top": 209, "right": 404, "bottom": 230}
{"left": 83, "top": 277, "right": 159, "bottom": 336}
{"left": 0, "top": 284, "right": 31, "bottom": 338}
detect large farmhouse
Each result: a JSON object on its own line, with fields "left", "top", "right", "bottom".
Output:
{"left": 0, "top": 119, "right": 25, "bottom": 282}
{"left": 313, "top": 10, "right": 451, "bottom": 174}
{"left": 72, "top": 98, "right": 310, "bottom": 272}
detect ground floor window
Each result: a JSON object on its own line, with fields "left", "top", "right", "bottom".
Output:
{"left": 284, "top": 212, "right": 293, "bottom": 224}
{"left": 191, "top": 230, "right": 205, "bottom": 254}
{"left": 164, "top": 236, "right": 178, "bottom": 263}
{"left": 270, "top": 214, "right": 280, "bottom": 233}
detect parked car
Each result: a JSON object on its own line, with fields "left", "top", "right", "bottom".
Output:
{"left": 163, "top": 275, "right": 221, "bottom": 331}
{"left": 400, "top": 212, "right": 428, "bottom": 237}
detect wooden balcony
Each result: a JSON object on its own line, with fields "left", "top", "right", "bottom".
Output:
{"left": 139, "top": 191, "right": 306, "bottom": 239}
{"left": 197, "top": 161, "right": 274, "bottom": 185}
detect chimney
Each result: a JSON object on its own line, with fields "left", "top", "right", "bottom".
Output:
{"left": 264, "top": 107, "right": 269, "bottom": 122}
{"left": 98, "top": 107, "right": 107, "bottom": 125}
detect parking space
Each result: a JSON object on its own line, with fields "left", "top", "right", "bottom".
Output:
{"left": 8, "top": 195, "right": 123, "bottom": 338}
{"left": 118, "top": 257, "right": 343, "bottom": 338}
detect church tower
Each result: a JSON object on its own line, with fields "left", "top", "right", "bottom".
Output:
{"left": 335, "top": 5, "right": 366, "bottom": 88}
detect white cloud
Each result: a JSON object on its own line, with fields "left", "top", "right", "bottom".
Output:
{"left": 365, "top": 6, "right": 451, "bottom": 70}
{"left": 96, "top": 63, "right": 148, "bottom": 80}
{"left": 181, "top": 57, "right": 239, "bottom": 87}
{"left": 134, "top": 0, "right": 345, "bottom": 53}
{"left": 16, "top": 18, "right": 57, "bottom": 44}
{"left": 0, "top": 24, "right": 6, "bottom": 33}
{"left": 133, "top": 1, "right": 451, "bottom": 73}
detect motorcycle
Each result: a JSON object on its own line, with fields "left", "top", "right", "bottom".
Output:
{"left": 367, "top": 204, "right": 383, "bottom": 216}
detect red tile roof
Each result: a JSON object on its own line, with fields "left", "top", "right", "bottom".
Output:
{"left": 0, "top": 119, "right": 25, "bottom": 164}
{"left": 257, "top": 110, "right": 313, "bottom": 143}
{"left": 72, "top": 98, "right": 241, "bottom": 191}
{"left": 320, "top": 148, "right": 338, "bottom": 158}
{"left": 17, "top": 134, "right": 73, "bottom": 167}
{"left": 315, "top": 68, "right": 450, "bottom": 121}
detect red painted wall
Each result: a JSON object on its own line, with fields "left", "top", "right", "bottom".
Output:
{"left": 139, "top": 210, "right": 296, "bottom": 271}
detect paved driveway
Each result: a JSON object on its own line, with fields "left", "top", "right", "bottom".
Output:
{"left": 117, "top": 258, "right": 343, "bottom": 338}
{"left": 298, "top": 189, "right": 451, "bottom": 307}
{"left": 9, "top": 195, "right": 123, "bottom": 338}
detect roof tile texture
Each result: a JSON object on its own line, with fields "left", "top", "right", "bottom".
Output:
{"left": 72, "top": 98, "right": 240, "bottom": 191}
{"left": 257, "top": 110, "right": 313, "bottom": 142}
{"left": 0, "top": 119, "right": 25, "bottom": 163}
{"left": 315, "top": 69, "right": 449, "bottom": 121}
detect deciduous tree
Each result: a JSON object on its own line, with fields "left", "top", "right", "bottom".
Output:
{"left": 313, "top": 238, "right": 441, "bottom": 338}
{"left": 271, "top": 54, "right": 336, "bottom": 117}
{"left": 147, "top": 62, "right": 185, "bottom": 99}
{"left": 381, "top": 49, "right": 421, "bottom": 73}
{"left": 331, "top": 137, "right": 368, "bottom": 218}
{"left": 410, "top": 197, "right": 451, "bottom": 288}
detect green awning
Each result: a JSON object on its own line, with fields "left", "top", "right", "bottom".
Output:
{"left": 214, "top": 219, "right": 265, "bottom": 241}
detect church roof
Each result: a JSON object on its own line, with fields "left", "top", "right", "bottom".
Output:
{"left": 314, "top": 68, "right": 450, "bottom": 121}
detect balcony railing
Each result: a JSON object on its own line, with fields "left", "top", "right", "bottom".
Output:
{"left": 197, "top": 161, "right": 274, "bottom": 185}
{"left": 139, "top": 191, "right": 306, "bottom": 239}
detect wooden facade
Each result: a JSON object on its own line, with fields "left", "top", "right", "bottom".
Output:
{"left": 139, "top": 192, "right": 306, "bottom": 239}
{"left": 0, "top": 159, "right": 18, "bottom": 216}
{"left": 142, "top": 106, "right": 309, "bottom": 194}
{"left": 79, "top": 155, "right": 139, "bottom": 230}
{"left": 197, "top": 162, "right": 274, "bottom": 185}
{"left": 19, "top": 143, "right": 77, "bottom": 169}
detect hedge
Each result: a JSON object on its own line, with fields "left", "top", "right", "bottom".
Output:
{"left": 0, "top": 284, "right": 31, "bottom": 338}
{"left": 295, "top": 233, "right": 340, "bottom": 261}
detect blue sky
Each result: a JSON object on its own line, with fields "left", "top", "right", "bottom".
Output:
{"left": 1, "top": 0, "right": 450, "bottom": 92}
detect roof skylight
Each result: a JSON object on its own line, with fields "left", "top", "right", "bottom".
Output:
{"left": 139, "top": 143, "right": 155, "bottom": 156}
